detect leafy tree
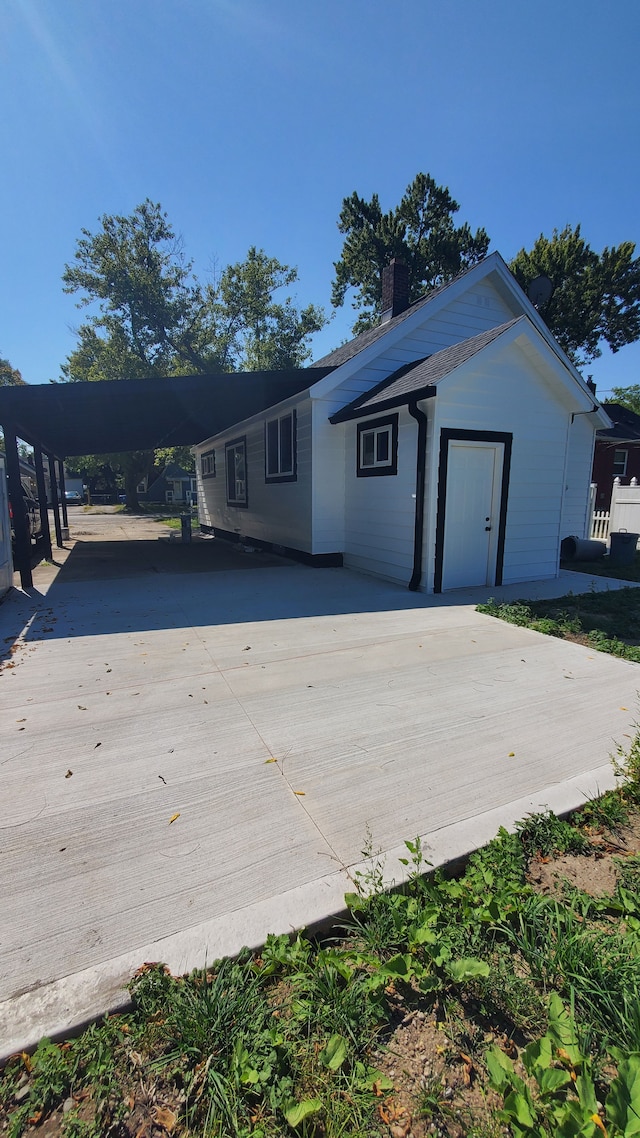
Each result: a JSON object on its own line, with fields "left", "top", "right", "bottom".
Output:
{"left": 0, "top": 356, "right": 26, "bottom": 386}
{"left": 62, "top": 199, "right": 221, "bottom": 376}
{"left": 62, "top": 203, "right": 325, "bottom": 507}
{"left": 215, "top": 247, "right": 325, "bottom": 371}
{"left": 332, "top": 172, "right": 490, "bottom": 333}
{"left": 609, "top": 384, "right": 640, "bottom": 415}
{"left": 510, "top": 226, "right": 640, "bottom": 366}
{"left": 154, "top": 445, "right": 195, "bottom": 473}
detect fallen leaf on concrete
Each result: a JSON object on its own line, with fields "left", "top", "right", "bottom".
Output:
{"left": 77, "top": 705, "right": 87, "bottom": 710}
{"left": 94, "top": 742, "right": 102, "bottom": 749}
{"left": 16, "top": 718, "right": 26, "bottom": 723}
{"left": 294, "top": 790, "right": 305, "bottom": 796}
{"left": 169, "top": 813, "right": 180, "bottom": 824}
{"left": 243, "top": 645, "right": 251, "bottom": 651}
{"left": 507, "top": 752, "right": 515, "bottom": 757}
{"left": 264, "top": 758, "right": 277, "bottom": 764}
{"left": 65, "top": 770, "right": 73, "bottom": 778}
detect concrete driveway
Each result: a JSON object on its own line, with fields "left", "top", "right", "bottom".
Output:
{"left": 1, "top": 512, "right": 639, "bottom": 1058}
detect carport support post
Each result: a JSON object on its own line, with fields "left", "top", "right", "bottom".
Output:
{"left": 58, "top": 461, "right": 68, "bottom": 528}
{"left": 33, "top": 445, "right": 52, "bottom": 561}
{"left": 4, "top": 422, "right": 32, "bottom": 589}
{"left": 48, "top": 454, "right": 63, "bottom": 548}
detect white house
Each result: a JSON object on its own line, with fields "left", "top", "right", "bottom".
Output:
{"left": 194, "top": 253, "right": 610, "bottom": 592}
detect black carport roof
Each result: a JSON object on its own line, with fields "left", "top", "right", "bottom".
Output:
{"left": 0, "top": 369, "right": 334, "bottom": 457}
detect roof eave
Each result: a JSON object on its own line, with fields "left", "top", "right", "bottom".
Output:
{"left": 329, "top": 385, "right": 437, "bottom": 424}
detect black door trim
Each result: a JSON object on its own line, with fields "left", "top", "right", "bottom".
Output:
{"left": 434, "top": 429, "right": 512, "bottom": 593}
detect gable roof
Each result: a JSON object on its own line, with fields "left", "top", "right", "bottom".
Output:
{"left": 329, "top": 318, "right": 523, "bottom": 423}
{"left": 598, "top": 403, "right": 640, "bottom": 442}
{"left": 313, "top": 258, "right": 489, "bottom": 369}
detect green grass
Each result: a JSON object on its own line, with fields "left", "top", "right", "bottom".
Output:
{"left": 561, "top": 550, "right": 640, "bottom": 582}
{"left": 477, "top": 586, "right": 640, "bottom": 661}
{"left": 156, "top": 514, "right": 199, "bottom": 531}
{"left": 2, "top": 743, "right": 640, "bottom": 1137}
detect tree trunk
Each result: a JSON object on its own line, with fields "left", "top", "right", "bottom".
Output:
{"left": 124, "top": 464, "right": 141, "bottom": 511}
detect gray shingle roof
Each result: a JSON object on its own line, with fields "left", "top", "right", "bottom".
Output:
{"left": 313, "top": 260, "right": 490, "bottom": 369}
{"left": 598, "top": 403, "right": 640, "bottom": 442}
{"left": 329, "top": 318, "right": 523, "bottom": 423}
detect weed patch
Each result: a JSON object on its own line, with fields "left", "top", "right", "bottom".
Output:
{"left": 478, "top": 586, "right": 640, "bottom": 661}
{"left": 2, "top": 743, "right": 640, "bottom": 1137}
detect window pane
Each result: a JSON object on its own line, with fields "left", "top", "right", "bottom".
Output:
{"left": 267, "top": 420, "right": 279, "bottom": 475}
{"left": 280, "top": 415, "right": 293, "bottom": 473}
{"left": 362, "top": 431, "right": 375, "bottom": 466}
{"left": 226, "top": 443, "right": 246, "bottom": 502}
{"left": 226, "top": 448, "right": 235, "bottom": 495}
{"left": 376, "top": 429, "right": 389, "bottom": 463}
{"left": 613, "top": 449, "right": 628, "bottom": 476}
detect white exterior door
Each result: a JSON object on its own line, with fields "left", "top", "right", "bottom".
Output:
{"left": 442, "top": 441, "right": 504, "bottom": 590}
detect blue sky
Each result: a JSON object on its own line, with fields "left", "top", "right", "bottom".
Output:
{"left": 1, "top": 0, "right": 639, "bottom": 400}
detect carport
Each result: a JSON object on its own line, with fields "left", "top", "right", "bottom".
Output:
{"left": 0, "top": 369, "right": 332, "bottom": 588}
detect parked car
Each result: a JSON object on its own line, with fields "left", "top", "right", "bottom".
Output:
{"left": 9, "top": 480, "right": 42, "bottom": 543}
{"left": 64, "top": 489, "right": 84, "bottom": 504}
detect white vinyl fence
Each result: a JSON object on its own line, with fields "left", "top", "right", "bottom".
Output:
{"left": 608, "top": 478, "right": 640, "bottom": 543}
{"left": 590, "top": 478, "right": 640, "bottom": 544}
{"left": 590, "top": 509, "right": 610, "bottom": 540}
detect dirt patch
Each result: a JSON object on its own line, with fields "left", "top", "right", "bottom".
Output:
{"left": 372, "top": 1005, "right": 504, "bottom": 1137}
{"left": 527, "top": 850, "right": 620, "bottom": 898}
{"left": 370, "top": 808, "right": 640, "bottom": 1138}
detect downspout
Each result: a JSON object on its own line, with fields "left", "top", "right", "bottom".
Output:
{"left": 408, "top": 400, "right": 428, "bottom": 591}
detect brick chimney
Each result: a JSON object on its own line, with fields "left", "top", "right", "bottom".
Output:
{"left": 381, "top": 258, "right": 409, "bottom": 322}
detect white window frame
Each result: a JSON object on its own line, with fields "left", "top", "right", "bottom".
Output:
{"left": 201, "top": 450, "right": 216, "bottom": 478}
{"left": 265, "top": 410, "right": 296, "bottom": 482}
{"left": 225, "top": 437, "right": 248, "bottom": 507}
{"left": 357, "top": 414, "right": 398, "bottom": 477}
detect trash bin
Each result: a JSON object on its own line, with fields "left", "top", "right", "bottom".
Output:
{"left": 180, "top": 514, "right": 192, "bottom": 544}
{"left": 609, "top": 531, "right": 638, "bottom": 565}
{"left": 560, "top": 536, "right": 606, "bottom": 561}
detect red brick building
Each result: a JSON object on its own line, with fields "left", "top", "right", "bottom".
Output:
{"left": 592, "top": 403, "right": 640, "bottom": 508}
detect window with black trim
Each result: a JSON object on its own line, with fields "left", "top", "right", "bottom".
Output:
{"left": 265, "top": 411, "right": 296, "bottom": 482}
{"left": 357, "top": 415, "right": 398, "bottom": 477}
{"left": 613, "top": 449, "right": 628, "bottom": 477}
{"left": 225, "top": 438, "right": 248, "bottom": 507}
{"left": 201, "top": 450, "right": 216, "bottom": 478}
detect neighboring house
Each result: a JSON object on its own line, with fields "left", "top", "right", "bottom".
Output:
{"left": 592, "top": 403, "right": 640, "bottom": 508}
{"left": 141, "top": 464, "right": 197, "bottom": 506}
{"left": 194, "top": 252, "right": 610, "bottom": 593}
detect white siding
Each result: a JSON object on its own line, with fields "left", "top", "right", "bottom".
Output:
{"left": 194, "top": 397, "right": 313, "bottom": 553}
{"left": 341, "top": 407, "right": 418, "bottom": 585}
{"left": 561, "top": 415, "right": 597, "bottom": 539}
{"left": 320, "top": 279, "right": 516, "bottom": 409}
{"left": 423, "top": 340, "right": 572, "bottom": 590}
{"left": 311, "top": 401, "right": 345, "bottom": 554}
